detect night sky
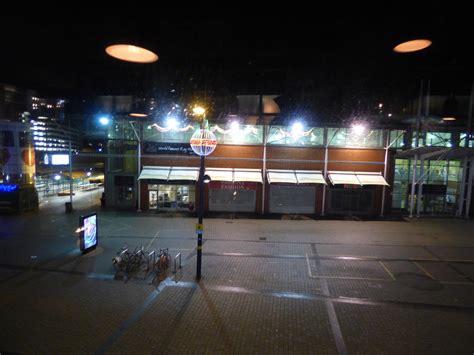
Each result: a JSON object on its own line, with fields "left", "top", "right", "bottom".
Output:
{"left": 1, "top": 6, "right": 472, "bottom": 119}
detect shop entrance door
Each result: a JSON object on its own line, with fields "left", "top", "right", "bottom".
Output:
{"left": 148, "top": 184, "right": 195, "bottom": 211}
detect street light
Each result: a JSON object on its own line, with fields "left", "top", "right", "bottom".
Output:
{"left": 190, "top": 106, "right": 217, "bottom": 280}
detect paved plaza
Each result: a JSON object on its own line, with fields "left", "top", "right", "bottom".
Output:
{"left": 1, "top": 199, "right": 474, "bottom": 354}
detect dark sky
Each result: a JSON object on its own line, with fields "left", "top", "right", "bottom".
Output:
{"left": 1, "top": 5, "right": 472, "bottom": 105}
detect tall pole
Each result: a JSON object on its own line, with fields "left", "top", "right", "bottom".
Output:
{"left": 130, "top": 121, "right": 141, "bottom": 212}
{"left": 69, "top": 136, "right": 73, "bottom": 206}
{"left": 261, "top": 125, "right": 268, "bottom": 214}
{"left": 196, "top": 116, "right": 205, "bottom": 280}
{"left": 137, "top": 137, "right": 141, "bottom": 212}
{"left": 380, "top": 131, "right": 390, "bottom": 217}
{"left": 410, "top": 80, "right": 424, "bottom": 218}
{"left": 196, "top": 152, "right": 204, "bottom": 280}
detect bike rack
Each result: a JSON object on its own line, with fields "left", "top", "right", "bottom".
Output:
{"left": 173, "top": 252, "right": 182, "bottom": 273}
{"left": 147, "top": 250, "right": 156, "bottom": 272}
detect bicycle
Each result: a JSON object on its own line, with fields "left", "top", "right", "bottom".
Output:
{"left": 153, "top": 248, "right": 171, "bottom": 273}
{"left": 113, "top": 245, "right": 146, "bottom": 273}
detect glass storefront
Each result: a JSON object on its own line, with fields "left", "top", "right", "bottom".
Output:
{"left": 148, "top": 184, "right": 195, "bottom": 211}
{"left": 392, "top": 158, "right": 462, "bottom": 214}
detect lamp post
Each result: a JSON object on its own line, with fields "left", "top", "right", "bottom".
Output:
{"left": 129, "top": 120, "right": 142, "bottom": 212}
{"left": 190, "top": 106, "right": 217, "bottom": 280}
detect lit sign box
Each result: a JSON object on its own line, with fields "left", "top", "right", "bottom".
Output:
{"left": 79, "top": 213, "right": 98, "bottom": 254}
{"left": 0, "top": 184, "right": 19, "bottom": 193}
{"left": 51, "top": 154, "right": 69, "bottom": 165}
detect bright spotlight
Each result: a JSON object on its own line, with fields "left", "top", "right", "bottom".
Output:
{"left": 291, "top": 121, "right": 304, "bottom": 135}
{"left": 99, "top": 116, "right": 110, "bottom": 126}
{"left": 166, "top": 117, "right": 178, "bottom": 129}
{"left": 54, "top": 175, "right": 61, "bottom": 181}
{"left": 230, "top": 121, "right": 240, "bottom": 131}
{"left": 352, "top": 123, "right": 366, "bottom": 135}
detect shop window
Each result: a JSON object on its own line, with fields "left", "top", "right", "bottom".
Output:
{"left": 267, "top": 126, "right": 323, "bottom": 146}
{"left": 149, "top": 184, "right": 195, "bottom": 211}
{"left": 425, "top": 132, "right": 452, "bottom": 147}
{"left": 213, "top": 124, "right": 264, "bottom": 145}
{"left": 327, "top": 128, "right": 384, "bottom": 148}
{"left": 389, "top": 130, "right": 405, "bottom": 149}
{"left": 459, "top": 133, "right": 474, "bottom": 148}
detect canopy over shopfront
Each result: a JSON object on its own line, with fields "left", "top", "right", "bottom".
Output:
{"left": 205, "top": 168, "right": 263, "bottom": 183}
{"left": 267, "top": 170, "right": 326, "bottom": 184}
{"left": 328, "top": 171, "right": 389, "bottom": 186}
{"left": 138, "top": 166, "right": 199, "bottom": 181}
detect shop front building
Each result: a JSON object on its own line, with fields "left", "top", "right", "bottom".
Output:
{"left": 105, "top": 120, "right": 473, "bottom": 217}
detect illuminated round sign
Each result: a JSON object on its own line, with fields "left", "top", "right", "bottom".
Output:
{"left": 190, "top": 129, "right": 217, "bottom": 157}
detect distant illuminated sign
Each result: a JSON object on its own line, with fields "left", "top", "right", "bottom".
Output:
{"left": 0, "top": 184, "right": 18, "bottom": 192}
{"left": 51, "top": 154, "right": 69, "bottom": 165}
{"left": 79, "top": 213, "right": 98, "bottom": 253}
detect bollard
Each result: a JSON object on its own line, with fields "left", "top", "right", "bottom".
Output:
{"left": 174, "top": 252, "right": 182, "bottom": 273}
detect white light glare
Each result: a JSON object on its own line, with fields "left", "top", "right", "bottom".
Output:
{"left": 230, "top": 121, "right": 240, "bottom": 131}
{"left": 291, "top": 121, "right": 304, "bottom": 135}
{"left": 352, "top": 123, "right": 366, "bottom": 135}
{"left": 99, "top": 116, "right": 110, "bottom": 125}
{"left": 166, "top": 117, "right": 178, "bottom": 129}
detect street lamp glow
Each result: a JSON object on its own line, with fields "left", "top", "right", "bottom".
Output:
{"left": 99, "top": 116, "right": 110, "bottom": 126}
{"left": 193, "top": 106, "right": 206, "bottom": 116}
{"left": 105, "top": 44, "right": 159, "bottom": 63}
{"left": 393, "top": 39, "right": 432, "bottom": 53}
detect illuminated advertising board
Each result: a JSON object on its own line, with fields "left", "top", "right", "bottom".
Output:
{"left": 51, "top": 154, "right": 69, "bottom": 165}
{"left": 79, "top": 213, "right": 98, "bottom": 253}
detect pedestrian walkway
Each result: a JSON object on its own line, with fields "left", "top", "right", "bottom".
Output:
{"left": 1, "top": 213, "right": 473, "bottom": 354}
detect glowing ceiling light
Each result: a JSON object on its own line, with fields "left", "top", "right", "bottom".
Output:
{"left": 105, "top": 44, "right": 159, "bottom": 63}
{"left": 393, "top": 39, "right": 432, "bottom": 53}
{"left": 442, "top": 117, "right": 456, "bottom": 121}
{"left": 129, "top": 113, "right": 147, "bottom": 118}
